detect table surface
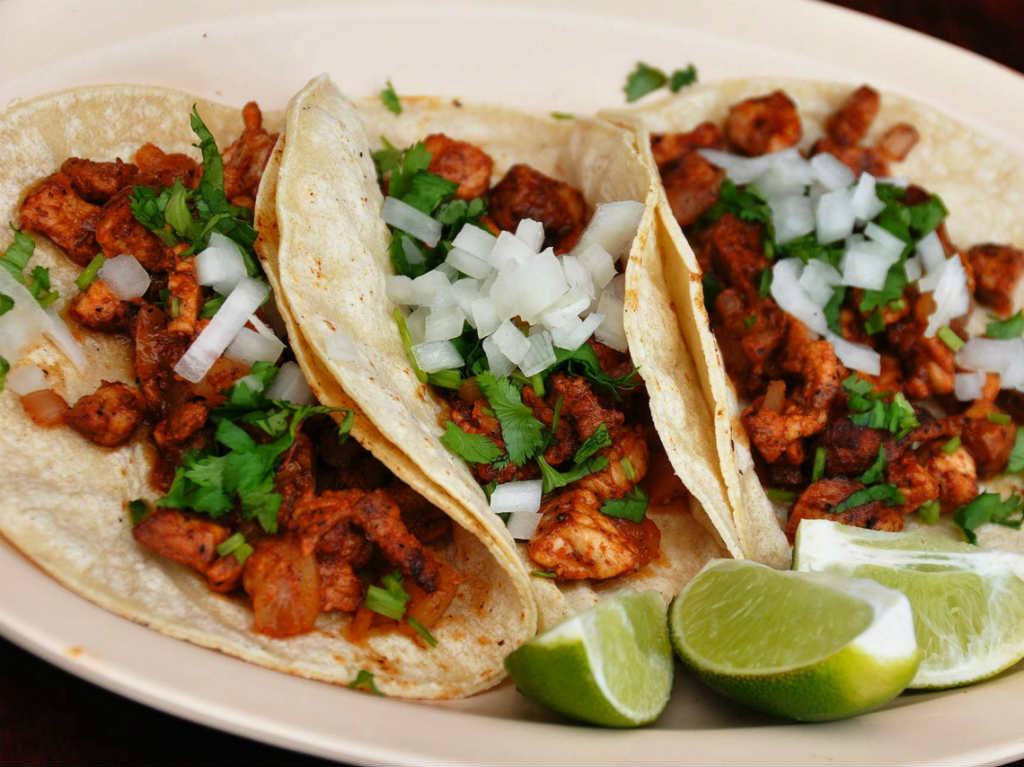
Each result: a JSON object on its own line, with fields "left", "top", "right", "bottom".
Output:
{"left": 3, "top": 1, "right": 1023, "bottom": 765}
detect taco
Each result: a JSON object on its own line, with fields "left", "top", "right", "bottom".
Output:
{"left": 270, "top": 75, "right": 730, "bottom": 630}
{"left": 0, "top": 84, "right": 536, "bottom": 699}
{"left": 607, "top": 78, "right": 1024, "bottom": 556}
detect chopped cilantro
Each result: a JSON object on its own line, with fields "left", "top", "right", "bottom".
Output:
{"left": 394, "top": 309, "right": 428, "bottom": 383}
{"left": 917, "top": 499, "right": 941, "bottom": 524}
{"left": 365, "top": 569, "right": 409, "bottom": 620}
{"left": 620, "top": 456, "right": 637, "bottom": 481}
{"left": 765, "top": 488, "right": 797, "bottom": 503}
{"left": 75, "top": 253, "right": 106, "bottom": 291}
{"left": 475, "top": 372, "right": 545, "bottom": 466}
{"left": 1008, "top": 429, "right": 1024, "bottom": 474}
{"left": 426, "top": 369, "right": 462, "bottom": 390}
{"left": 548, "top": 344, "right": 639, "bottom": 397}
{"left": 702, "top": 180, "right": 772, "bottom": 229}
{"left": 336, "top": 409, "right": 355, "bottom": 445}
{"left": 856, "top": 445, "right": 887, "bottom": 484}
{"left": 907, "top": 194, "right": 948, "bottom": 236}
{"left": 530, "top": 569, "right": 557, "bottom": 579}
{"left": 0, "top": 356, "right": 7, "bottom": 393}
{"left": 1, "top": 227, "right": 58, "bottom": 307}
{"left": 858, "top": 257, "right": 908, "bottom": 315}
{"left": 843, "top": 374, "right": 918, "bottom": 438}
{"left": 937, "top": 326, "right": 964, "bottom": 351}
{"left": 823, "top": 285, "right": 846, "bottom": 335}
{"left": 347, "top": 669, "right": 383, "bottom": 695}
{"left": 573, "top": 423, "right": 611, "bottom": 463}
{"left": 758, "top": 268, "right": 774, "bottom": 300}
{"left": 0, "top": 293, "right": 12, "bottom": 317}
{"left": 216, "top": 531, "right": 253, "bottom": 564}
{"left": 988, "top": 412, "right": 1012, "bottom": 426}
{"left": 863, "top": 309, "right": 885, "bottom": 335}
{"left": 954, "top": 492, "right": 1024, "bottom": 544}
{"left": 624, "top": 62, "right": 668, "bottom": 102}
{"left": 440, "top": 421, "right": 502, "bottom": 464}
{"left": 669, "top": 64, "right": 698, "bottom": 91}
{"left": 986, "top": 311, "right": 1024, "bottom": 339}
{"left": 128, "top": 499, "right": 150, "bottom": 525}
{"left": 600, "top": 487, "right": 649, "bottom": 523}
{"left": 831, "top": 484, "right": 906, "bottom": 514}
{"left": 812, "top": 447, "right": 827, "bottom": 482}
{"left": 379, "top": 79, "right": 402, "bottom": 115}
{"left": 550, "top": 111, "right": 574, "bottom": 120}
{"left": 406, "top": 616, "right": 437, "bottom": 647}
{"left": 537, "top": 454, "right": 609, "bottom": 494}
{"left": 941, "top": 436, "right": 961, "bottom": 454}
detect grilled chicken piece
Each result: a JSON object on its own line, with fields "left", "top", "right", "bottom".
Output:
{"left": 65, "top": 381, "right": 146, "bottom": 447}
{"left": 61, "top": 157, "right": 140, "bottom": 204}
{"left": 95, "top": 190, "right": 169, "bottom": 271}
{"left": 424, "top": 133, "right": 494, "bottom": 200}
{"left": 662, "top": 152, "right": 724, "bottom": 228}
{"left": 577, "top": 426, "right": 649, "bottom": 501}
{"left": 134, "top": 143, "right": 201, "bottom": 189}
{"left": 133, "top": 508, "right": 231, "bottom": 573}
{"left": 968, "top": 243, "right": 1024, "bottom": 317}
{"left": 19, "top": 172, "right": 102, "bottom": 265}
{"left": 650, "top": 122, "right": 725, "bottom": 168}
{"left": 725, "top": 91, "right": 802, "bottom": 156}
{"left": 785, "top": 478, "right": 904, "bottom": 540}
{"left": 825, "top": 85, "right": 880, "bottom": 146}
{"left": 488, "top": 164, "right": 587, "bottom": 253}
{"left": 69, "top": 278, "right": 134, "bottom": 332}
{"left": 222, "top": 102, "right": 277, "bottom": 210}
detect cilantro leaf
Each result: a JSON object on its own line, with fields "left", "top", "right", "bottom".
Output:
{"left": 669, "top": 65, "right": 698, "bottom": 92}
{"left": 365, "top": 569, "right": 409, "bottom": 620}
{"left": 702, "top": 180, "right": 773, "bottom": 229}
{"left": 856, "top": 445, "right": 887, "bottom": 484}
{"left": 406, "top": 616, "right": 438, "bottom": 647}
{"left": 907, "top": 194, "right": 948, "bottom": 237}
{"left": 600, "top": 487, "right": 649, "bottom": 523}
{"left": 1008, "top": 429, "right": 1024, "bottom": 474}
{"left": 831, "top": 484, "right": 906, "bottom": 514}
{"left": 440, "top": 421, "right": 502, "bottom": 464}
{"left": 550, "top": 111, "right": 574, "bottom": 120}
{"left": 537, "top": 454, "right": 609, "bottom": 494}
{"left": 0, "top": 355, "right": 9, "bottom": 393}
{"left": 128, "top": 499, "right": 150, "bottom": 525}
{"left": 347, "top": 669, "right": 383, "bottom": 695}
{"left": 624, "top": 62, "right": 668, "bottom": 102}
{"left": 402, "top": 172, "right": 458, "bottom": 215}
{"left": 475, "top": 372, "right": 545, "bottom": 466}
{"left": 954, "top": 492, "right": 1024, "bottom": 544}
{"left": 0, "top": 293, "right": 12, "bottom": 317}
{"left": 1, "top": 227, "right": 59, "bottom": 307}
{"left": 823, "top": 286, "right": 846, "bottom": 335}
{"left": 379, "top": 79, "right": 402, "bottom": 115}
{"left": 986, "top": 311, "right": 1024, "bottom": 339}
{"left": 843, "top": 375, "right": 918, "bottom": 438}
{"left": 548, "top": 345, "right": 639, "bottom": 397}
{"left": 573, "top": 423, "right": 611, "bottom": 463}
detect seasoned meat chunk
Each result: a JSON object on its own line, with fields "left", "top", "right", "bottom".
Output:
{"left": 152, "top": 401, "right": 208, "bottom": 450}
{"left": 449, "top": 398, "right": 538, "bottom": 484}
{"left": 811, "top": 138, "right": 889, "bottom": 177}
{"left": 968, "top": 243, "right": 1024, "bottom": 316}
{"left": 886, "top": 452, "right": 940, "bottom": 513}
{"left": 316, "top": 554, "right": 363, "bottom": 613}
{"left": 60, "top": 157, "right": 140, "bottom": 203}
{"left": 786, "top": 478, "right": 904, "bottom": 540}
{"left": 875, "top": 123, "right": 919, "bottom": 162}
{"left": 712, "top": 288, "right": 788, "bottom": 396}
{"left": 19, "top": 172, "right": 101, "bottom": 265}
{"left": 961, "top": 409, "right": 1016, "bottom": 479}
{"left": 133, "top": 303, "right": 188, "bottom": 413}
{"left": 243, "top": 537, "right": 321, "bottom": 637}
{"left": 818, "top": 420, "right": 885, "bottom": 478}
{"left": 825, "top": 85, "right": 880, "bottom": 146}
{"left": 95, "top": 190, "right": 169, "bottom": 271}
{"left": 165, "top": 249, "right": 201, "bottom": 336}
{"left": 134, "top": 143, "right": 201, "bottom": 189}
{"left": 222, "top": 102, "right": 277, "bottom": 210}
{"left": 134, "top": 509, "right": 231, "bottom": 573}
{"left": 661, "top": 152, "right": 724, "bottom": 227}
{"left": 68, "top": 279, "right": 133, "bottom": 332}
{"left": 577, "top": 426, "right": 649, "bottom": 501}
{"left": 922, "top": 446, "right": 978, "bottom": 511}
{"left": 488, "top": 164, "right": 587, "bottom": 253}
{"left": 66, "top": 381, "right": 146, "bottom": 447}
{"left": 548, "top": 372, "right": 625, "bottom": 440}
{"left": 697, "top": 213, "right": 769, "bottom": 298}
{"left": 424, "top": 133, "right": 494, "bottom": 200}
{"left": 725, "top": 91, "right": 802, "bottom": 156}
{"left": 650, "top": 122, "right": 725, "bottom": 168}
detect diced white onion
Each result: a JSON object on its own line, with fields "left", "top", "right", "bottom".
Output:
{"left": 594, "top": 291, "right": 627, "bottom": 352}
{"left": 699, "top": 148, "right": 792, "bottom": 185}
{"left": 799, "top": 260, "right": 842, "bottom": 306}
{"left": 265, "top": 361, "right": 314, "bottom": 404}
{"left": 609, "top": 273, "right": 626, "bottom": 300}
{"left": 840, "top": 240, "right": 899, "bottom": 291}
{"left": 491, "top": 248, "right": 568, "bottom": 322}
{"left": 436, "top": 263, "right": 461, "bottom": 283}
{"left": 450, "top": 278, "right": 480, "bottom": 321}
{"left": 0, "top": 294, "right": 46, "bottom": 364}
{"left": 826, "top": 332, "right": 881, "bottom": 375}
{"left": 923, "top": 255, "right": 969, "bottom": 337}
{"left": 549, "top": 312, "right": 605, "bottom": 351}
{"left": 482, "top": 335, "right": 515, "bottom": 377}
{"left": 815, "top": 188, "right": 855, "bottom": 244}
{"left": 850, "top": 173, "right": 885, "bottom": 222}
{"left": 506, "top": 511, "right": 542, "bottom": 540}
{"left": 770, "top": 259, "right": 827, "bottom": 335}
{"left": 385, "top": 274, "right": 416, "bottom": 305}
{"left": 405, "top": 306, "right": 429, "bottom": 344}
{"left": 878, "top": 176, "right": 909, "bottom": 188}
{"left": 445, "top": 247, "right": 493, "bottom": 280}
{"left": 954, "top": 371, "right": 987, "bottom": 402}
{"left": 411, "top": 340, "right": 464, "bottom": 373}
{"left": 411, "top": 271, "right": 452, "bottom": 307}
{"left": 174, "top": 278, "right": 269, "bottom": 383}
{"left": 515, "top": 219, "right": 545, "bottom": 253}
{"left": 424, "top": 304, "right": 466, "bottom": 342}
{"left": 560, "top": 255, "right": 595, "bottom": 298}
{"left": 540, "top": 290, "right": 591, "bottom": 330}
{"left": 770, "top": 194, "right": 815, "bottom": 245}
{"left": 571, "top": 201, "right": 645, "bottom": 260}
{"left": 863, "top": 222, "right": 906, "bottom": 258}
{"left": 754, "top": 157, "right": 814, "bottom": 199}
{"left": 382, "top": 197, "right": 442, "bottom": 247}
{"left": 520, "top": 330, "right": 557, "bottom": 377}
{"left": 6, "top": 364, "right": 47, "bottom": 395}
{"left": 810, "top": 152, "right": 856, "bottom": 190}
{"left": 97, "top": 254, "right": 150, "bottom": 300}
{"left": 904, "top": 255, "right": 923, "bottom": 283}
{"left": 492, "top": 319, "right": 531, "bottom": 364}
{"left": 916, "top": 231, "right": 945, "bottom": 272}
{"left": 452, "top": 225, "right": 497, "bottom": 260}
{"left": 224, "top": 326, "right": 285, "bottom": 366}
{"left": 196, "top": 233, "right": 247, "bottom": 295}
{"left": 489, "top": 480, "right": 543, "bottom": 515}
{"left": 956, "top": 337, "right": 1024, "bottom": 393}
{"left": 488, "top": 230, "right": 534, "bottom": 271}
{"left": 470, "top": 297, "right": 502, "bottom": 338}
{"left": 577, "top": 244, "right": 617, "bottom": 290}
{"left": 401, "top": 236, "right": 426, "bottom": 266}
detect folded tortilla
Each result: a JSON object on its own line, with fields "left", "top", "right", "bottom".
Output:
{"left": 603, "top": 77, "right": 1024, "bottom": 556}
{"left": 0, "top": 84, "right": 536, "bottom": 699}
{"left": 273, "top": 75, "right": 728, "bottom": 630}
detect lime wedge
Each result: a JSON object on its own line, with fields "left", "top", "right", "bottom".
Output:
{"left": 504, "top": 590, "right": 673, "bottom": 727}
{"left": 669, "top": 559, "right": 919, "bottom": 721}
{"left": 794, "top": 518, "right": 1024, "bottom": 689}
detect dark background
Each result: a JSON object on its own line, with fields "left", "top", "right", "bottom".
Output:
{"left": 3, "top": 1, "right": 1023, "bottom": 765}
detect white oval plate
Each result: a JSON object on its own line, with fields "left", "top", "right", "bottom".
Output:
{"left": 2, "top": 1, "right": 1024, "bottom": 764}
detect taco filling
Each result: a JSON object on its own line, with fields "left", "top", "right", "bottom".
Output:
{"left": 4, "top": 102, "right": 460, "bottom": 642}
{"left": 654, "top": 84, "right": 1024, "bottom": 543}
{"left": 378, "top": 135, "right": 688, "bottom": 581}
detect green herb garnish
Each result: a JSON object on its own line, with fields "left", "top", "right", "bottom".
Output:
{"left": 0, "top": 293, "right": 12, "bottom": 317}
{"left": 812, "top": 446, "right": 827, "bottom": 482}
{"left": 537, "top": 454, "right": 609, "bottom": 494}
{"left": 550, "top": 111, "right": 574, "bottom": 120}
{"left": 475, "top": 372, "right": 545, "bottom": 466}
{"left": 600, "top": 487, "right": 649, "bottom": 523}
{"left": 941, "top": 436, "right": 961, "bottom": 454}
{"left": 379, "top": 79, "right": 402, "bottom": 115}
{"left": 669, "top": 64, "right": 698, "bottom": 91}
{"left": 406, "top": 616, "right": 438, "bottom": 647}
{"left": 985, "top": 310, "right": 1024, "bottom": 339}
{"left": 216, "top": 531, "right": 253, "bottom": 565}
{"left": 1, "top": 227, "right": 59, "bottom": 307}
{"left": 917, "top": 499, "right": 941, "bottom": 524}
{"left": 75, "top": 253, "right": 106, "bottom": 291}
{"left": 842, "top": 374, "right": 919, "bottom": 438}
{"left": 988, "top": 412, "right": 1012, "bottom": 425}
{"left": 128, "top": 499, "right": 150, "bottom": 525}
{"left": 937, "top": 326, "right": 964, "bottom": 351}
{"left": 347, "top": 670, "right": 383, "bottom": 695}
{"left": 365, "top": 569, "right": 409, "bottom": 620}
{"left": 624, "top": 62, "right": 668, "bottom": 102}
{"left": 1008, "top": 429, "right": 1024, "bottom": 474}
{"left": 440, "top": 421, "right": 502, "bottom": 464}
{"left": 766, "top": 488, "right": 797, "bottom": 503}
{"left": 831, "top": 484, "right": 906, "bottom": 514}
{"left": 954, "top": 492, "right": 1024, "bottom": 544}
{"left": 530, "top": 569, "right": 557, "bottom": 579}
{"left": 856, "top": 446, "right": 887, "bottom": 484}
{"left": 573, "top": 423, "right": 611, "bottom": 463}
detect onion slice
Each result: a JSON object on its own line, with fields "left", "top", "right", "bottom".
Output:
{"left": 98, "top": 254, "right": 151, "bottom": 300}
{"left": 490, "top": 480, "right": 543, "bottom": 515}
{"left": 382, "top": 197, "right": 442, "bottom": 247}
{"left": 6, "top": 364, "right": 47, "bottom": 395}
{"left": 265, "top": 361, "right": 315, "bottom": 404}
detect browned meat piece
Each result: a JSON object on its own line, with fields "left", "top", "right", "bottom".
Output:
{"left": 133, "top": 508, "right": 231, "bottom": 573}
{"left": 222, "top": 102, "right": 278, "bottom": 210}
{"left": 316, "top": 516, "right": 374, "bottom": 568}
{"left": 725, "top": 91, "right": 802, "bottom": 156}
{"left": 661, "top": 152, "right": 725, "bottom": 228}
{"left": 205, "top": 554, "right": 245, "bottom": 593}
{"left": 825, "top": 85, "right": 880, "bottom": 146}
{"left": 587, "top": 340, "right": 635, "bottom": 381}
{"left": 875, "top": 123, "right": 919, "bottom": 162}
{"left": 713, "top": 288, "right": 788, "bottom": 396}
{"left": 885, "top": 294, "right": 957, "bottom": 400}
{"left": 960, "top": 404, "right": 1016, "bottom": 479}
{"left": 19, "top": 172, "right": 102, "bottom": 265}
{"left": 274, "top": 431, "right": 315, "bottom": 527}
{"left": 152, "top": 401, "right": 208, "bottom": 449}
{"left": 885, "top": 452, "right": 940, "bottom": 513}
{"left": 133, "top": 303, "right": 188, "bottom": 413}
{"left": 423, "top": 133, "right": 494, "bottom": 200}
{"left": 134, "top": 143, "right": 201, "bottom": 189}
{"left": 577, "top": 426, "right": 649, "bottom": 501}
{"left": 522, "top": 384, "right": 577, "bottom": 465}
{"left": 242, "top": 536, "right": 321, "bottom": 637}
{"left": 743, "top": 339, "right": 843, "bottom": 464}
{"left": 922, "top": 446, "right": 978, "bottom": 511}
{"left": 391, "top": 486, "right": 452, "bottom": 545}
{"left": 316, "top": 554, "right": 363, "bottom": 612}
{"left": 187, "top": 356, "right": 250, "bottom": 408}
{"left": 650, "top": 122, "right": 725, "bottom": 168}
{"left": 818, "top": 420, "right": 885, "bottom": 477}
{"left": 65, "top": 381, "right": 146, "bottom": 447}
{"left": 321, "top": 434, "right": 393, "bottom": 490}
{"left": 488, "top": 164, "right": 587, "bottom": 253}
{"left": 785, "top": 478, "right": 904, "bottom": 541}
{"left": 968, "top": 243, "right": 1024, "bottom": 316}
{"left": 449, "top": 398, "right": 538, "bottom": 483}
{"left": 68, "top": 279, "right": 133, "bottom": 332}
{"left": 95, "top": 190, "right": 169, "bottom": 271}
{"left": 166, "top": 249, "right": 201, "bottom": 336}
{"left": 528, "top": 488, "right": 660, "bottom": 580}
{"left": 548, "top": 373, "right": 625, "bottom": 440}
{"left": 811, "top": 138, "right": 889, "bottom": 177}
{"left": 698, "top": 213, "right": 769, "bottom": 298}
{"left": 60, "top": 157, "right": 140, "bottom": 203}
